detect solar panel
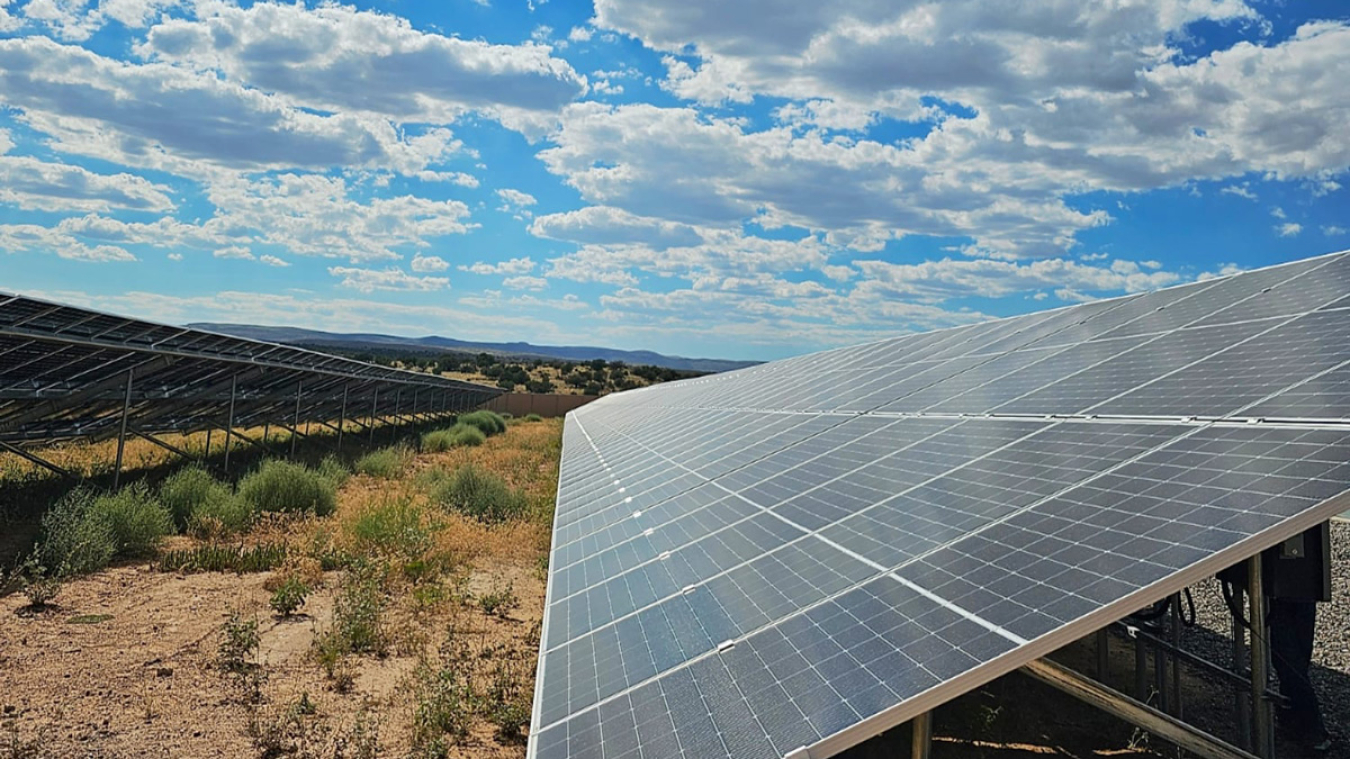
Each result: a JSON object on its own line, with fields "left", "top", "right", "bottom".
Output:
{"left": 530, "top": 250, "right": 1350, "bottom": 759}
{"left": 0, "top": 291, "right": 500, "bottom": 451}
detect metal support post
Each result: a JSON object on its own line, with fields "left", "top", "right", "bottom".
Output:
{"left": 1023, "top": 659, "right": 1258, "bottom": 759}
{"left": 1157, "top": 623, "right": 1169, "bottom": 713}
{"left": 337, "top": 382, "right": 349, "bottom": 451}
{"left": 369, "top": 387, "right": 379, "bottom": 445}
{"left": 1171, "top": 593, "right": 1183, "bottom": 719}
{"left": 291, "top": 381, "right": 302, "bottom": 458}
{"left": 113, "top": 370, "right": 133, "bottom": 487}
{"left": 1249, "top": 555, "right": 1272, "bottom": 759}
{"left": 391, "top": 389, "right": 402, "bottom": 443}
{"left": 223, "top": 374, "right": 237, "bottom": 473}
{"left": 205, "top": 428, "right": 213, "bottom": 458}
{"left": 1097, "top": 628, "right": 1110, "bottom": 682}
{"left": 1135, "top": 629, "right": 1148, "bottom": 702}
{"left": 1233, "top": 605, "right": 1251, "bottom": 750}
{"left": 911, "top": 711, "right": 931, "bottom": 759}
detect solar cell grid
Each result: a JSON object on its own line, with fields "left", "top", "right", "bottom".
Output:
{"left": 533, "top": 252, "right": 1350, "bottom": 759}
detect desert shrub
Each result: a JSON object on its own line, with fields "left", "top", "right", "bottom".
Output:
{"left": 522, "top": 413, "right": 543, "bottom": 422}
{"left": 186, "top": 494, "right": 255, "bottom": 539}
{"left": 238, "top": 460, "right": 336, "bottom": 516}
{"left": 37, "top": 487, "right": 115, "bottom": 575}
{"left": 427, "top": 465, "right": 526, "bottom": 523}
{"left": 316, "top": 454, "right": 351, "bottom": 488}
{"left": 218, "top": 611, "right": 260, "bottom": 674}
{"left": 89, "top": 483, "right": 173, "bottom": 559}
{"left": 159, "top": 467, "right": 229, "bottom": 530}
{"left": 422, "top": 424, "right": 485, "bottom": 452}
{"left": 485, "top": 660, "right": 530, "bottom": 743}
{"left": 354, "top": 446, "right": 412, "bottom": 479}
{"left": 448, "top": 424, "right": 486, "bottom": 447}
{"left": 16, "top": 556, "right": 61, "bottom": 608}
{"left": 348, "top": 498, "right": 437, "bottom": 563}
{"left": 159, "top": 542, "right": 288, "bottom": 573}
{"left": 270, "top": 576, "right": 310, "bottom": 617}
{"left": 456, "top": 410, "right": 507, "bottom": 437}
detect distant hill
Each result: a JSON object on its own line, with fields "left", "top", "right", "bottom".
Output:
{"left": 189, "top": 323, "right": 759, "bottom": 373}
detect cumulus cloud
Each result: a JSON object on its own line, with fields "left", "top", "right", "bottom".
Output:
{"left": 1277, "top": 222, "right": 1303, "bottom": 237}
{"left": 328, "top": 266, "right": 450, "bottom": 292}
{"left": 259, "top": 254, "right": 290, "bottom": 267}
{"left": 139, "top": 2, "right": 585, "bottom": 123}
{"left": 0, "top": 36, "right": 461, "bottom": 176}
{"left": 530, "top": 206, "right": 702, "bottom": 249}
{"left": 0, "top": 154, "right": 174, "bottom": 212}
{"left": 411, "top": 254, "right": 450, "bottom": 272}
{"left": 459, "top": 256, "right": 535, "bottom": 275}
{"left": 503, "top": 275, "right": 547, "bottom": 290}
{"left": 852, "top": 257, "right": 1182, "bottom": 303}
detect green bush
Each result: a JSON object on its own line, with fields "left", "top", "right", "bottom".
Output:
{"left": 332, "top": 561, "right": 386, "bottom": 654}
{"left": 238, "top": 460, "right": 337, "bottom": 516}
{"left": 159, "top": 467, "right": 227, "bottom": 529}
{"left": 456, "top": 410, "right": 507, "bottom": 437}
{"left": 427, "top": 465, "right": 526, "bottom": 523}
{"left": 317, "top": 455, "right": 351, "bottom": 489}
{"left": 187, "top": 494, "right": 255, "bottom": 539}
{"left": 522, "top": 413, "right": 543, "bottom": 423}
{"left": 422, "top": 424, "right": 487, "bottom": 451}
{"left": 38, "top": 487, "right": 116, "bottom": 575}
{"left": 349, "top": 498, "right": 437, "bottom": 562}
{"left": 89, "top": 483, "right": 173, "bottom": 559}
{"left": 354, "top": 446, "right": 413, "bottom": 478}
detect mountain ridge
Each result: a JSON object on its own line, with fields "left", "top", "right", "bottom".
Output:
{"left": 188, "top": 323, "right": 759, "bottom": 373}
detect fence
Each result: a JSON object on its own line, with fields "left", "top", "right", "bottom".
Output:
{"left": 481, "top": 393, "right": 598, "bottom": 418}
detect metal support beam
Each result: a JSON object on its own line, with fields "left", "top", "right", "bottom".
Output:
{"left": 910, "top": 711, "right": 931, "bottom": 759}
{"left": 1233, "top": 606, "right": 1251, "bottom": 750}
{"left": 0, "top": 440, "right": 73, "bottom": 478}
{"left": 113, "top": 370, "right": 133, "bottom": 488}
{"left": 1022, "top": 659, "right": 1259, "bottom": 759}
{"left": 223, "top": 374, "right": 237, "bottom": 473}
{"left": 1248, "top": 555, "right": 1273, "bottom": 759}
{"left": 130, "top": 429, "right": 195, "bottom": 462}
{"left": 1171, "top": 593, "right": 1183, "bottom": 720}
{"left": 337, "top": 382, "right": 348, "bottom": 451}
{"left": 369, "top": 387, "right": 379, "bottom": 445}
{"left": 1096, "top": 628, "right": 1110, "bottom": 681}
{"left": 391, "top": 388, "right": 402, "bottom": 443}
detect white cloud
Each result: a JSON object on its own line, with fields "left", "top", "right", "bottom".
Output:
{"left": 0, "top": 0, "right": 21, "bottom": 33}
{"left": 530, "top": 206, "right": 702, "bottom": 249}
{"left": 1277, "top": 222, "right": 1303, "bottom": 237}
{"left": 139, "top": 3, "right": 585, "bottom": 123}
{"left": 1323, "top": 225, "right": 1347, "bottom": 236}
{"left": 459, "top": 256, "right": 535, "bottom": 275}
{"left": 0, "top": 36, "right": 462, "bottom": 176}
{"left": 259, "top": 254, "right": 290, "bottom": 267}
{"left": 568, "top": 26, "right": 593, "bottom": 42}
{"left": 411, "top": 254, "right": 450, "bottom": 272}
{"left": 852, "top": 257, "right": 1181, "bottom": 303}
{"left": 1271, "top": 206, "right": 1287, "bottom": 219}
{"left": 503, "top": 275, "right": 547, "bottom": 290}
{"left": 214, "top": 246, "right": 253, "bottom": 260}
{"left": 328, "top": 266, "right": 450, "bottom": 292}
{"left": 166, "top": 252, "right": 182, "bottom": 261}
{"left": 0, "top": 154, "right": 174, "bottom": 212}
{"left": 496, "top": 187, "right": 538, "bottom": 209}
{"left": 1220, "top": 184, "right": 1257, "bottom": 200}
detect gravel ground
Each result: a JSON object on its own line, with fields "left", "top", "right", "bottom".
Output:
{"left": 1175, "top": 519, "right": 1350, "bottom": 758}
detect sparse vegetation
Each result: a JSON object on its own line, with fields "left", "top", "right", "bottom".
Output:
{"left": 239, "top": 459, "right": 337, "bottom": 516}
{"left": 522, "top": 413, "right": 543, "bottom": 422}
{"left": 478, "top": 579, "right": 519, "bottom": 619}
{"left": 327, "top": 561, "right": 387, "bottom": 655}
{"left": 159, "top": 542, "right": 288, "bottom": 573}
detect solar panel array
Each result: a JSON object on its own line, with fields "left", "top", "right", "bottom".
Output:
{"left": 530, "top": 250, "right": 1350, "bottom": 759}
{"left": 0, "top": 291, "right": 500, "bottom": 450}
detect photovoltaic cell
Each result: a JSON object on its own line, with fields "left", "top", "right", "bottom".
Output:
{"left": 531, "top": 250, "right": 1350, "bottom": 759}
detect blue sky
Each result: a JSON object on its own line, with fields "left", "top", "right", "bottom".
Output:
{"left": 0, "top": 0, "right": 1346, "bottom": 361}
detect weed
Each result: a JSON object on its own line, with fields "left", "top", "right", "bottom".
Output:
{"left": 270, "top": 576, "right": 310, "bottom": 617}
{"left": 455, "top": 410, "right": 507, "bottom": 437}
{"left": 353, "top": 446, "right": 412, "bottom": 479}
{"left": 239, "top": 459, "right": 337, "bottom": 516}
{"left": 158, "top": 542, "right": 288, "bottom": 573}
{"left": 15, "top": 556, "right": 60, "bottom": 609}
{"left": 485, "top": 660, "right": 530, "bottom": 743}
{"left": 332, "top": 709, "right": 379, "bottom": 759}
{"left": 478, "top": 580, "right": 519, "bottom": 619}
{"left": 36, "top": 487, "right": 115, "bottom": 575}
{"left": 347, "top": 498, "right": 436, "bottom": 562}
{"left": 426, "top": 465, "right": 526, "bottom": 523}
{"left": 410, "top": 666, "right": 474, "bottom": 750}
{"left": 332, "top": 561, "right": 387, "bottom": 655}
{"left": 158, "top": 466, "right": 230, "bottom": 530}
{"left": 218, "top": 611, "right": 260, "bottom": 674}
{"left": 89, "top": 483, "right": 174, "bottom": 559}
{"left": 523, "top": 413, "right": 543, "bottom": 422}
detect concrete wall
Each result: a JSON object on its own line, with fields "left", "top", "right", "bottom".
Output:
{"left": 481, "top": 392, "right": 598, "bottom": 418}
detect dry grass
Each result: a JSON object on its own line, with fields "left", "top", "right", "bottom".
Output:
{"left": 0, "top": 417, "right": 563, "bottom": 758}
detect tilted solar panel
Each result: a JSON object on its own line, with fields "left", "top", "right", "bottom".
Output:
{"left": 531, "top": 249, "right": 1350, "bottom": 759}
